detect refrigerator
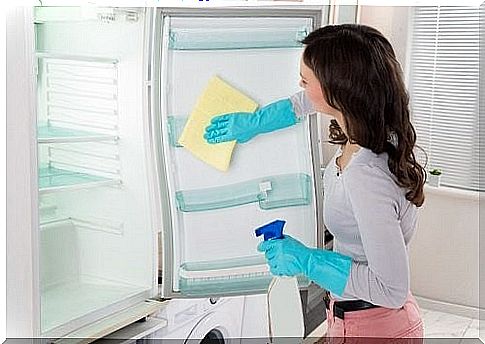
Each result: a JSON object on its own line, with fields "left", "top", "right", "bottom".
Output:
{"left": 7, "top": 4, "right": 329, "bottom": 341}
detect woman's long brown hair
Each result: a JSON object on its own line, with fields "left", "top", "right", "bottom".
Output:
{"left": 302, "top": 24, "right": 426, "bottom": 207}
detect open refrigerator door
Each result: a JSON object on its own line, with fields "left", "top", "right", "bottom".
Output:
{"left": 153, "top": 8, "right": 325, "bottom": 299}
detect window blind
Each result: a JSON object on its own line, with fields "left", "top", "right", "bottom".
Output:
{"left": 409, "top": 6, "right": 480, "bottom": 191}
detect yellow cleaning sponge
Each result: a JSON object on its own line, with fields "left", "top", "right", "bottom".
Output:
{"left": 178, "top": 76, "right": 258, "bottom": 172}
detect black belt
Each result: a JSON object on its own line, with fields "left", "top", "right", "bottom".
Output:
{"left": 324, "top": 292, "right": 380, "bottom": 320}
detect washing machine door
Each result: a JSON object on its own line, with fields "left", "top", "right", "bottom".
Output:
{"left": 186, "top": 311, "right": 240, "bottom": 343}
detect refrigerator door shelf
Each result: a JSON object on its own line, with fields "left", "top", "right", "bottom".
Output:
{"left": 169, "top": 26, "right": 309, "bottom": 51}
{"left": 178, "top": 255, "right": 310, "bottom": 296}
{"left": 175, "top": 173, "right": 312, "bottom": 212}
{"left": 259, "top": 173, "right": 312, "bottom": 210}
{"left": 167, "top": 115, "right": 186, "bottom": 147}
{"left": 179, "top": 273, "right": 311, "bottom": 297}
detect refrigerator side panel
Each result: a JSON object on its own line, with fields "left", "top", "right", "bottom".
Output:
{"left": 6, "top": 7, "right": 41, "bottom": 337}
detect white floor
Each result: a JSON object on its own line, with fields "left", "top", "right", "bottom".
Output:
{"left": 421, "top": 307, "right": 481, "bottom": 340}
{"left": 305, "top": 308, "right": 483, "bottom": 342}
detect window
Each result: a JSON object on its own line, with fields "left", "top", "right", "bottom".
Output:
{"left": 409, "top": 6, "right": 480, "bottom": 191}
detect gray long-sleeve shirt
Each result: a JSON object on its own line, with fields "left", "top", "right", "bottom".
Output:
{"left": 324, "top": 146, "right": 417, "bottom": 308}
{"left": 290, "top": 91, "right": 418, "bottom": 309}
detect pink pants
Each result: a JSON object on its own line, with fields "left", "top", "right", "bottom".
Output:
{"left": 323, "top": 293, "right": 424, "bottom": 344}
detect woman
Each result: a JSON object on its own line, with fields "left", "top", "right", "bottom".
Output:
{"left": 205, "top": 24, "right": 426, "bottom": 341}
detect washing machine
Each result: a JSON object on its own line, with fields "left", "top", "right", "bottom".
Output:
{"left": 147, "top": 296, "right": 247, "bottom": 343}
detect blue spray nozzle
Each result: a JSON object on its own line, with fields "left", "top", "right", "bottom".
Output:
{"left": 255, "top": 219, "right": 286, "bottom": 241}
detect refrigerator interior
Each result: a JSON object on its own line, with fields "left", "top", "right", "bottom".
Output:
{"left": 160, "top": 14, "right": 320, "bottom": 297}
{"left": 34, "top": 7, "right": 156, "bottom": 335}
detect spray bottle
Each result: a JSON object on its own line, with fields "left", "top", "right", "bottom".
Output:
{"left": 255, "top": 219, "right": 305, "bottom": 341}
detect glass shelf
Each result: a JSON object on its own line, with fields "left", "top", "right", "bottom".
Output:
{"left": 41, "top": 279, "right": 147, "bottom": 334}
{"left": 169, "top": 27, "right": 309, "bottom": 51}
{"left": 178, "top": 255, "right": 310, "bottom": 296}
{"left": 176, "top": 173, "right": 312, "bottom": 212}
{"left": 39, "top": 165, "right": 120, "bottom": 194}
{"left": 38, "top": 124, "right": 118, "bottom": 144}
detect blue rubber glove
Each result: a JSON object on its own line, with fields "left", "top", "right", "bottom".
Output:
{"left": 257, "top": 235, "right": 352, "bottom": 297}
{"left": 204, "top": 98, "right": 298, "bottom": 144}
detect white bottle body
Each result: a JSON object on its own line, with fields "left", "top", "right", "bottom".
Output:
{"left": 267, "top": 276, "right": 305, "bottom": 339}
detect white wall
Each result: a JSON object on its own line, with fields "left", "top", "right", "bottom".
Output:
{"left": 359, "top": 6, "right": 411, "bottom": 71}
{"left": 409, "top": 187, "right": 479, "bottom": 310}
